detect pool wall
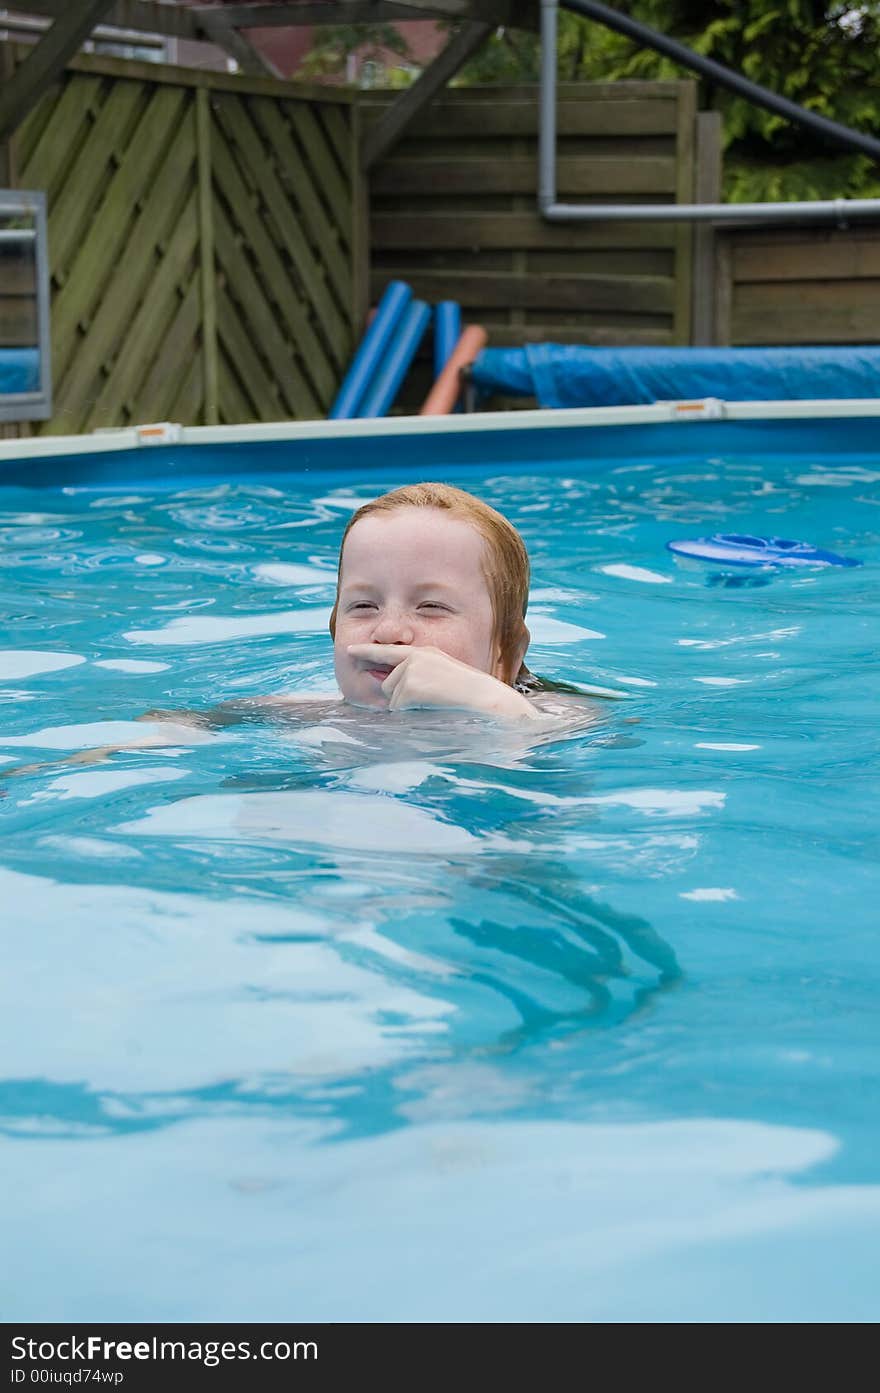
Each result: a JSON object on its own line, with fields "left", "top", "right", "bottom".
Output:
{"left": 1, "top": 400, "right": 880, "bottom": 489}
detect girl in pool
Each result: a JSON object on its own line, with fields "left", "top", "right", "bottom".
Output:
{"left": 4, "top": 482, "right": 604, "bottom": 777}
{"left": 329, "top": 480, "right": 566, "bottom": 721}
{"left": 234, "top": 479, "right": 596, "bottom": 725}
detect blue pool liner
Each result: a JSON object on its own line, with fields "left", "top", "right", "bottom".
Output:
{"left": 358, "top": 300, "right": 432, "bottom": 419}
{"left": 329, "top": 280, "right": 412, "bottom": 420}
{"left": 470, "top": 345, "right": 880, "bottom": 408}
{"left": 0, "top": 347, "right": 39, "bottom": 393}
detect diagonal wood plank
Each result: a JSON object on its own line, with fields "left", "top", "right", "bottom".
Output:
{"left": 212, "top": 125, "right": 337, "bottom": 406}
{"left": 58, "top": 114, "right": 198, "bottom": 422}
{"left": 217, "top": 343, "right": 255, "bottom": 425}
{"left": 216, "top": 287, "right": 286, "bottom": 421}
{"left": 318, "top": 103, "right": 353, "bottom": 181}
{"left": 133, "top": 273, "right": 202, "bottom": 424}
{"left": 50, "top": 85, "right": 187, "bottom": 382}
{"left": 213, "top": 92, "right": 350, "bottom": 325}
{"left": 213, "top": 200, "right": 322, "bottom": 419}
{"left": 168, "top": 349, "right": 204, "bottom": 426}
{"left": 243, "top": 95, "right": 352, "bottom": 321}
{"left": 284, "top": 103, "right": 351, "bottom": 238}
{"left": 16, "top": 73, "right": 104, "bottom": 200}
{"left": 47, "top": 79, "right": 147, "bottom": 274}
{"left": 81, "top": 192, "right": 200, "bottom": 430}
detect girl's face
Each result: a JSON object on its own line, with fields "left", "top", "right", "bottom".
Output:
{"left": 333, "top": 508, "right": 510, "bottom": 708}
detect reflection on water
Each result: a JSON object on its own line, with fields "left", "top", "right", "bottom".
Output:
{"left": 0, "top": 702, "right": 680, "bottom": 1145}
{"left": 7, "top": 1110, "right": 880, "bottom": 1321}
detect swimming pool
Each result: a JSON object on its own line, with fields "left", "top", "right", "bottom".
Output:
{"left": 1, "top": 404, "right": 878, "bottom": 1322}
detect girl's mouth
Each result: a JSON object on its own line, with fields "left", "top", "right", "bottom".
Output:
{"left": 367, "top": 667, "right": 393, "bottom": 680}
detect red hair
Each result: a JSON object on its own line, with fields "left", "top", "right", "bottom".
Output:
{"left": 328, "top": 482, "right": 532, "bottom": 686}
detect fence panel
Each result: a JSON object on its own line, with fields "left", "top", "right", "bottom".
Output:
{"left": 365, "top": 80, "right": 698, "bottom": 378}
{"left": 2, "top": 46, "right": 362, "bottom": 435}
{"left": 716, "top": 224, "right": 880, "bottom": 346}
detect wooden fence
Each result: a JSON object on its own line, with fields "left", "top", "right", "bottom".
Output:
{"left": 1, "top": 46, "right": 363, "bottom": 435}
{"left": 715, "top": 223, "right": 880, "bottom": 345}
{"left": 365, "top": 79, "right": 700, "bottom": 405}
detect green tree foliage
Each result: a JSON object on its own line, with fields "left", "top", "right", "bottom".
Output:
{"left": 454, "top": 3, "right": 880, "bottom": 201}
{"left": 299, "top": 23, "right": 413, "bottom": 86}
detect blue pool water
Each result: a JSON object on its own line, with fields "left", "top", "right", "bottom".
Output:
{"left": 1, "top": 432, "right": 879, "bottom": 1321}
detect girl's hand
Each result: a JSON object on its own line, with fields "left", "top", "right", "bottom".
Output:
{"left": 346, "top": 644, "right": 541, "bottom": 721}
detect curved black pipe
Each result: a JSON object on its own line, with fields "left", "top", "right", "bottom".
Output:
{"left": 561, "top": 0, "right": 880, "bottom": 162}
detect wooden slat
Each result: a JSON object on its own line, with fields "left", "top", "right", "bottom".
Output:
{"left": 482, "top": 324, "right": 675, "bottom": 346}
{"left": 691, "top": 110, "right": 722, "bottom": 346}
{"left": 79, "top": 193, "right": 200, "bottom": 430}
{"left": 16, "top": 72, "right": 103, "bottom": 195}
{"left": 213, "top": 200, "right": 322, "bottom": 418}
{"left": 731, "top": 302, "right": 880, "bottom": 344}
{"left": 217, "top": 342, "right": 257, "bottom": 425}
{"left": 361, "top": 97, "right": 680, "bottom": 140}
{"left": 132, "top": 274, "right": 201, "bottom": 424}
{"left": 388, "top": 134, "right": 675, "bottom": 161}
{"left": 168, "top": 350, "right": 203, "bottom": 426}
{"left": 371, "top": 156, "right": 677, "bottom": 198}
{"left": 50, "top": 85, "right": 187, "bottom": 380}
{"left": 216, "top": 287, "right": 286, "bottom": 420}
{"left": 526, "top": 248, "right": 674, "bottom": 275}
{"left": 319, "top": 103, "right": 353, "bottom": 178}
{"left": 56, "top": 111, "right": 197, "bottom": 423}
{"left": 284, "top": 102, "right": 351, "bottom": 236}
{"left": 371, "top": 212, "right": 679, "bottom": 251}
{"left": 44, "top": 79, "right": 146, "bottom": 273}
{"left": 375, "top": 247, "right": 675, "bottom": 275}
{"left": 736, "top": 278, "right": 880, "bottom": 311}
{"left": 734, "top": 237, "right": 880, "bottom": 282}
{"left": 244, "top": 94, "right": 352, "bottom": 317}
{"left": 211, "top": 123, "right": 336, "bottom": 406}
{"left": 61, "top": 47, "right": 355, "bottom": 103}
{"left": 673, "top": 81, "right": 696, "bottom": 346}
{"left": 368, "top": 270, "right": 675, "bottom": 314}
{"left": 196, "top": 87, "right": 218, "bottom": 428}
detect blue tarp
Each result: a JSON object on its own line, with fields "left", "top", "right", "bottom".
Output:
{"left": 470, "top": 345, "right": 880, "bottom": 408}
{"left": 0, "top": 348, "right": 39, "bottom": 394}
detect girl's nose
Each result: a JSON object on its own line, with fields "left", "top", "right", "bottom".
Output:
{"left": 370, "top": 611, "right": 415, "bottom": 645}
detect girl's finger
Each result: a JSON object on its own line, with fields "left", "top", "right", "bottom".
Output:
{"left": 380, "top": 658, "right": 407, "bottom": 694}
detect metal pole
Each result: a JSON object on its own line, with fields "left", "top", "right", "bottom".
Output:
{"left": 539, "top": 0, "right": 880, "bottom": 225}
{"left": 539, "top": 0, "right": 558, "bottom": 214}
{"left": 562, "top": 0, "right": 880, "bottom": 163}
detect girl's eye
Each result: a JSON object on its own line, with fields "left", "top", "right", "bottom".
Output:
{"left": 350, "top": 603, "right": 376, "bottom": 610}
{"left": 420, "top": 603, "right": 447, "bottom": 611}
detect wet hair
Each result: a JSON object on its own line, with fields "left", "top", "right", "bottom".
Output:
{"left": 328, "top": 481, "right": 533, "bottom": 687}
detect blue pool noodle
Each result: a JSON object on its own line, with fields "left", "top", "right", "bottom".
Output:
{"left": 433, "top": 301, "right": 462, "bottom": 378}
{"left": 358, "top": 300, "right": 432, "bottom": 418}
{"left": 329, "top": 280, "right": 412, "bottom": 419}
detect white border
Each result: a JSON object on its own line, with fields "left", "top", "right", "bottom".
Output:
{"left": 2, "top": 397, "right": 880, "bottom": 462}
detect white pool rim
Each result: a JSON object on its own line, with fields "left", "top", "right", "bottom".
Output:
{"left": 2, "top": 397, "right": 880, "bottom": 462}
